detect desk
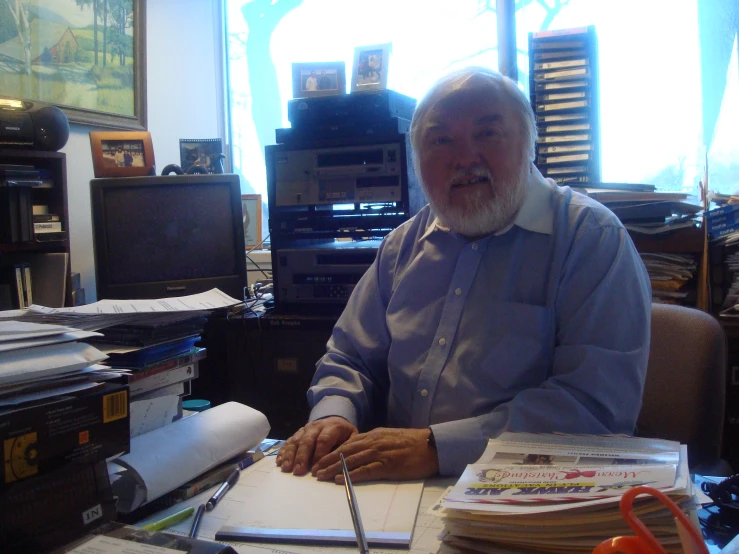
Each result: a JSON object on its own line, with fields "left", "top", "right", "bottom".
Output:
{"left": 136, "top": 457, "right": 454, "bottom": 554}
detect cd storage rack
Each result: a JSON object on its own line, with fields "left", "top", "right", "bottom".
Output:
{"left": 528, "top": 26, "right": 601, "bottom": 185}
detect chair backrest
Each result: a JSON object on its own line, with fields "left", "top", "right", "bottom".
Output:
{"left": 637, "top": 304, "right": 727, "bottom": 469}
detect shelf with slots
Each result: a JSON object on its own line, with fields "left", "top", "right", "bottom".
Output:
{"left": 0, "top": 148, "right": 72, "bottom": 306}
{"left": 0, "top": 239, "right": 69, "bottom": 254}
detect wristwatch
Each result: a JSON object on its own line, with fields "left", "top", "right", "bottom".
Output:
{"left": 427, "top": 427, "right": 437, "bottom": 449}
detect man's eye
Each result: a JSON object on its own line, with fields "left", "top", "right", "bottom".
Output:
{"left": 432, "top": 136, "right": 452, "bottom": 145}
{"left": 480, "top": 129, "right": 500, "bottom": 138}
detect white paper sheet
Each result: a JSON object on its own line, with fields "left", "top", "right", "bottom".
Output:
{"left": 0, "top": 381, "right": 101, "bottom": 407}
{"left": 67, "top": 535, "right": 181, "bottom": 554}
{"left": 112, "top": 402, "right": 269, "bottom": 512}
{"left": 130, "top": 395, "right": 181, "bottom": 438}
{"left": 29, "top": 288, "right": 241, "bottom": 314}
{"left": 0, "top": 341, "right": 108, "bottom": 386}
{"left": 0, "top": 330, "right": 101, "bottom": 352}
{"left": 0, "top": 320, "right": 77, "bottom": 340}
{"left": 137, "top": 458, "right": 443, "bottom": 554}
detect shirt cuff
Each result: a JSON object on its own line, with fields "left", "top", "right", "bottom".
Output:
{"left": 308, "top": 396, "right": 359, "bottom": 428}
{"left": 430, "top": 417, "right": 489, "bottom": 476}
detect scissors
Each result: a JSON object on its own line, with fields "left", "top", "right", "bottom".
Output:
{"left": 592, "top": 486, "right": 708, "bottom": 554}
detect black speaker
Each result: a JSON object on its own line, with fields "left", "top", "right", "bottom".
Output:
{"left": 0, "top": 97, "right": 69, "bottom": 151}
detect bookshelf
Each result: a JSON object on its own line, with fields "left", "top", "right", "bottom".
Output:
{"left": 0, "top": 149, "right": 72, "bottom": 307}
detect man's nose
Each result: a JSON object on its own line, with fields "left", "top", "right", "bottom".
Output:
{"left": 452, "top": 137, "right": 483, "bottom": 168}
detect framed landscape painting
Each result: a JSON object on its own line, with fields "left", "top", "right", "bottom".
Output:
{"left": 0, "top": 0, "right": 147, "bottom": 130}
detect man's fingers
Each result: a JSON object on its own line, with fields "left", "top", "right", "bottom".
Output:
{"left": 275, "top": 427, "right": 304, "bottom": 468}
{"left": 291, "top": 426, "right": 323, "bottom": 475}
{"left": 338, "top": 461, "right": 385, "bottom": 484}
{"left": 315, "top": 446, "right": 375, "bottom": 481}
{"left": 311, "top": 426, "right": 342, "bottom": 465}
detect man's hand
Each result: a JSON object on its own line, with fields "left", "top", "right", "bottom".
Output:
{"left": 311, "top": 427, "right": 439, "bottom": 483}
{"left": 276, "top": 416, "right": 358, "bottom": 476}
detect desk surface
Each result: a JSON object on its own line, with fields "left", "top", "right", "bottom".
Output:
{"left": 137, "top": 461, "right": 454, "bottom": 554}
{"left": 137, "top": 477, "right": 739, "bottom": 554}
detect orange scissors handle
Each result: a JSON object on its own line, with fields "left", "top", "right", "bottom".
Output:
{"left": 592, "top": 485, "right": 708, "bottom": 554}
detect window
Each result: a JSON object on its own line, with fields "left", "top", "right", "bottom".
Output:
{"left": 225, "top": 0, "right": 739, "bottom": 223}
{"left": 224, "top": 0, "right": 498, "bottom": 239}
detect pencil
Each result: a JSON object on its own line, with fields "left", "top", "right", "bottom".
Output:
{"left": 340, "top": 453, "right": 370, "bottom": 554}
{"left": 141, "top": 505, "right": 195, "bottom": 532}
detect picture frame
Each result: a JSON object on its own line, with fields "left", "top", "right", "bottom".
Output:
{"left": 89, "top": 131, "right": 155, "bottom": 178}
{"left": 179, "top": 138, "right": 224, "bottom": 174}
{"left": 0, "top": 0, "right": 147, "bottom": 130}
{"left": 241, "top": 194, "right": 263, "bottom": 249}
{"left": 351, "top": 43, "right": 391, "bottom": 93}
{"left": 292, "top": 61, "right": 346, "bottom": 98}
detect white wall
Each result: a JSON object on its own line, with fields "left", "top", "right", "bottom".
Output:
{"left": 61, "top": 0, "right": 225, "bottom": 302}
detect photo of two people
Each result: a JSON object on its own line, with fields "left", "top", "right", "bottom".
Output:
{"left": 101, "top": 140, "right": 145, "bottom": 168}
{"left": 356, "top": 49, "right": 383, "bottom": 86}
{"left": 301, "top": 69, "right": 339, "bottom": 92}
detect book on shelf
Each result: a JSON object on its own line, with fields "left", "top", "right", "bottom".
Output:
{"left": 34, "top": 221, "right": 63, "bottom": 233}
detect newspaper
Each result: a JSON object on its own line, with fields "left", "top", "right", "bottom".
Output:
{"left": 444, "top": 433, "right": 682, "bottom": 505}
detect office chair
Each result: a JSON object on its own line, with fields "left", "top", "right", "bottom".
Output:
{"left": 636, "top": 303, "right": 733, "bottom": 476}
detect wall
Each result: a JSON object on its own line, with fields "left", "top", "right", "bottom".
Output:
{"left": 61, "top": 0, "right": 225, "bottom": 303}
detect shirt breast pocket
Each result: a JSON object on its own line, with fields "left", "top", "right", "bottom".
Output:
{"left": 475, "top": 300, "right": 553, "bottom": 390}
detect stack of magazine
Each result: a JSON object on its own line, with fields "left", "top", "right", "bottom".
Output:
{"left": 437, "top": 433, "right": 696, "bottom": 554}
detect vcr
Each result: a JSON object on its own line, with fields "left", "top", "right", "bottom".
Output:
{"left": 274, "top": 240, "right": 380, "bottom": 310}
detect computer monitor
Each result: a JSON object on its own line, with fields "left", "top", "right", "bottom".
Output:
{"left": 90, "top": 174, "right": 247, "bottom": 301}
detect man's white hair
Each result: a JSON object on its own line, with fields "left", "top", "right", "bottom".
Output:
{"left": 409, "top": 66, "right": 537, "bottom": 172}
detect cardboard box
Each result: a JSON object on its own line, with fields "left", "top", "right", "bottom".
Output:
{"left": 1, "top": 382, "right": 130, "bottom": 489}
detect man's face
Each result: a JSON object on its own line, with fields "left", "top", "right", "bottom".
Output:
{"left": 417, "top": 86, "right": 529, "bottom": 237}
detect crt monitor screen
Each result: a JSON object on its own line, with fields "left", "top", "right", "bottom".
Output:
{"left": 91, "top": 174, "right": 247, "bottom": 300}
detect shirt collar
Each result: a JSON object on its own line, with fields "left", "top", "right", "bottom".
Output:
{"left": 420, "top": 163, "right": 556, "bottom": 241}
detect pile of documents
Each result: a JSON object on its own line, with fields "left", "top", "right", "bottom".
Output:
{"left": 572, "top": 186, "right": 702, "bottom": 236}
{"left": 0, "top": 320, "right": 129, "bottom": 408}
{"left": 639, "top": 252, "right": 698, "bottom": 306}
{"left": 437, "top": 433, "right": 695, "bottom": 554}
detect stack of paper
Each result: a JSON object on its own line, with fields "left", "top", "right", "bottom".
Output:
{"left": 572, "top": 188, "right": 702, "bottom": 236}
{"left": 1, "top": 288, "right": 242, "bottom": 331}
{"left": 0, "top": 321, "right": 130, "bottom": 409}
{"left": 639, "top": 252, "right": 698, "bottom": 306}
{"left": 438, "top": 433, "right": 695, "bottom": 554}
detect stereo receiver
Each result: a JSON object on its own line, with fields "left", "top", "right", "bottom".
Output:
{"left": 273, "top": 141, "right": 408, "bottom": 207}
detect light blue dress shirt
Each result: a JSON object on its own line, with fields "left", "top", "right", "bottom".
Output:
{"left": 307, "top": 167, "right": 652, "bottom": 476}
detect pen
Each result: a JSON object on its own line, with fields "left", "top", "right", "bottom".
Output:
{"left": 141, "top": 505, "right": 195, "bottom": 532}
{"left": 206, "top": 468, "right": 240, "bottom": 511}
{"left": 189, "top": 503, "right": 206, "bottom": 538}
{"left": 340, "top": 453, "right": 370, "bottom": 554}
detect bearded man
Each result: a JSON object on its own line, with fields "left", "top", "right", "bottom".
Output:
{"left": 276, "top": 67, "right": 652, "bottom": 483}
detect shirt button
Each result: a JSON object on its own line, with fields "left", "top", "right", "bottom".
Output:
{"left": 438, "top": 338, "right": 446, "bottom": 346}
{"left": 455, "top": 288, "right": 462, "bottom": 295}
{"left": 471, "top": 243, "right": 479, "bottom": 250}
{"left": 420, "top": 389, "right": 428, "bottom": 397}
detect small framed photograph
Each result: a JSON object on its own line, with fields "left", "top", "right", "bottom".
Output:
{"left": 241, "top": 194, "right": 262, "bottom": 249}
{"left": 292, "top": 61, "right": 346, "bottom": 98}
{"left": 89, "top": 131, "right": 155, "bottom": 178}
{"left": 180, "top": 138, "right": 224, "bottom": 174}
{"left": 351, "top": 43, "right": 391, "bottom": 92}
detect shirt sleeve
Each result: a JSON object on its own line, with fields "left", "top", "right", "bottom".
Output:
{"left": 307, "top": 240, "right": 394, "bottom": 430}
{"left": 431, "top": 224, "right": 652, "bottom": 476}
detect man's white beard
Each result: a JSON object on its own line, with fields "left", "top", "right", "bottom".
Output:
{"left": 425, "top": 162, "right": 529, "bottom": 237}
